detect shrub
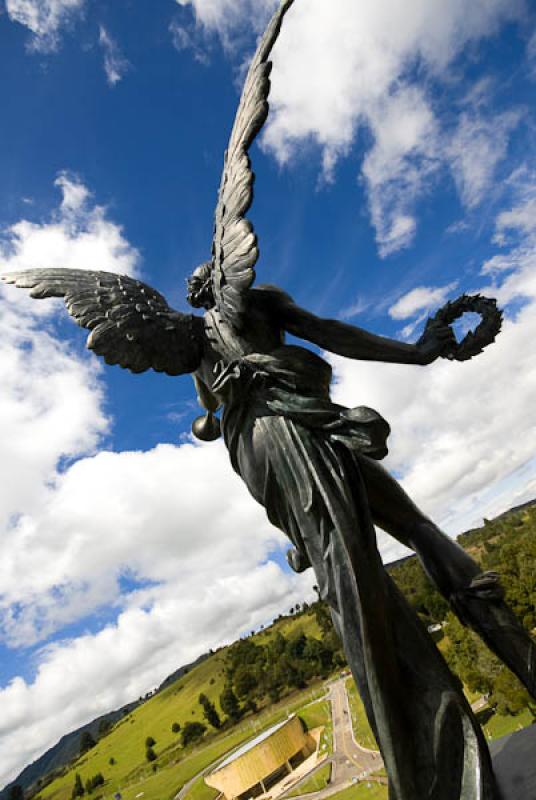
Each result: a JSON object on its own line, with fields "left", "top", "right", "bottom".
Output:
{"left": 71, "top": 774, "right": 84, "bottom": 799}
{"left": 181, "top": 721, "right": 206, "bottom": 746}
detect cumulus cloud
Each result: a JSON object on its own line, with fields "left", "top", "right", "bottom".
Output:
{"left": 5, "top": 0, "right": 85, "bottom": 52}
{"left": 262, "top": 0, "right": 524, "bottom": 254}
{"left": 0, "top": 175, "right": 312, "bottom": 787}
{"left": 178, "top": 0, "right": 525, "bottom": 255}
{"left": 1, "top": 172, "right": 140, "bottom": 276}
{"left": 0, "top": 440, "right": 309, "bottom": 788}
{"left": 389, "top": 283, "right": 458, "bottom": 321}
{"left": 0, "top": 174, "right": 138, "bottom": 538}
{"left": 330, "top": 171, "right": 536, "bottom": 561}
{"left": 98, "top": 25, "right": 131, "bottom": 87}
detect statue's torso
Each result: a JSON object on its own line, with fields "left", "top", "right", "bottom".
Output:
{"left": 194, "top": 287, "right": 333, "bottom": 405}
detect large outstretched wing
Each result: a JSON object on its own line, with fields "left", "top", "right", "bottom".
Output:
{"left": 2, "top": 269, "right": 203, "bottom": 376}
{"left": 211, "top": 0, "right": 294, "bottom": 331}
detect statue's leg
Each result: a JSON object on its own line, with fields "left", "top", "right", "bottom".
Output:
{"left": 359, "top": 454, "right": 536, "bottom": 698}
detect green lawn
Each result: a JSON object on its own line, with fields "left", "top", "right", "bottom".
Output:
{"left": 480, "top": 707, "right": 534, "bottom": 741}
{"left": 345, "top": 679, "right": 378, "bottom": 751}
{"left": 286, "top": 762, "right": 332, "bottom": 797}
{"left": 299, "top": 697, "right": 332, "bottom": 755}
{"left": 39, "top": 661, "right": 329, "bottom": 800}
{"left": 180, "top": 774, "right": 219, "bottom": 800}
{"left": 326, "top": 781, "right": 388, "bottom": 800}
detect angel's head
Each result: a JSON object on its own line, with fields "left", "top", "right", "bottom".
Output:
{"left": 187, "top": 262, "right": 215, "bottom": 310}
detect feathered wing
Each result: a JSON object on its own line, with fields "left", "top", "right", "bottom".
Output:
{"left": 211, "top": 0, "right": 294, "bottom": 330}
{"left": 2, "top": 269, "right": 203, "bottom": 376}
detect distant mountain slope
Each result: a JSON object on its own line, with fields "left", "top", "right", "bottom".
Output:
{"left": 1, "top": 610, "right": 319, "bottom": 799}
{"left": 0, "top": 652, "right": 210, "bottom": 800}
{"left": 0, "top": 702, "right": 139, "bottom": 800}
{"left": 5, "top": 497, "right": 534, "bottom": 799}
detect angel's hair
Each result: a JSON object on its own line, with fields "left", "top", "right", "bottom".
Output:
{"left": 187, "top": 262, "right": 215, "bottom": 310}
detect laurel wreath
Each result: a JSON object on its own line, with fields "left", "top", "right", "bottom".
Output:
{"left": 430, "top": 294, "right": 503, "bottom": 362}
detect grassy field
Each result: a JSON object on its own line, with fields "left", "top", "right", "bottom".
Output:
{"left": 479, "top": 706, "right": 534, "bottom": 741}
{"left": 178, "top": 774, "right": 218, "bottom": 800}
{"left": 298, "top": 698, "right": 333, "bottom": 755}
{"left": 38, "top": 649, "right": 229, "bottom": 800}
{"left": 36, "top": 618, "right": 329, "bottom": 800}
{"left": 286, "top": 762, "right": 332, "bottom": 797}
{"left": 345, "top": 673, "right": 534, "bottom": 752}
{"left": 254, "top": 612, "right": 321, "bottom": 644}
{"left": 327, "top": 781, "right": 388, "bottom": 800}
{"left": 345, "top": 680, "right": 378, "bottom": 751}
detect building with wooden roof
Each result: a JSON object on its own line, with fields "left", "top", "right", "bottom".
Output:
{"left": 205, "top": 715, "right": 316, "bottom": 800}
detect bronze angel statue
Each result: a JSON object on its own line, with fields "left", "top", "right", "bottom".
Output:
{"left": 3, "top": 2, "right": 535, "bottom": 798}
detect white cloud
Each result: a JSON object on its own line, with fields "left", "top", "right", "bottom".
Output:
{"left": 481, "top": 170, "right": 536, "bottom": 305}
{"left": 179, "top": 0, "right": 525, "bottom": 255}
{"left": 1, "top": 172, "right": 140, "bottom": 276}
{"left": 0, "top": 174, "right": 139, "bottom": 539}
{"left": 98, "top": 25, "right": 131, "bottom": 87}
{"left": 448, "top": 109, "right": 522, "bottom": 208}
{"left": 340, "top": 295, "right": 369, "bottom": 321}
{"left": 0, "top": 440, "right": 310, "bottom": 788}
{"left": 5, "top": 0, "right": 85, "bottom": 52}
{"left": 261, "top": 0, "right": 524, "bottom": 255}
{"left": 0, "top": 175, "right": 313, "bottom": 788}
{"left": 389, "top": 282, "right": 457, "bottom": 320}
{"left": 330, "top": 172, "right": 536, "bottom": 560}
{"left": 0, "top": 441, "right": 293, "bottom": 648}
{"left": 1, "top": 573, "right": 302, "bottom": 783}
{"left": 175, "top": 0, "right": 277, "bottom": 48}
{"left": 361, "top": 87, "right": 439, "bottom": 256}
{"left": 170, "top": 19, "right": 210, "bottom": 66}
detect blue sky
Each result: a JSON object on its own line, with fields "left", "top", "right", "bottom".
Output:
{"left": 1, "top": 0, "right": 536, "bottom": 787}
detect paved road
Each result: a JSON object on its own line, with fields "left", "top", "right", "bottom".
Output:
{"left": 286, "top": 679, "right": 385, "bottom": 800}
{"left": 328, "top": 678, "right": 383, "bottom": 784}
{"left": 176, "top": 679, "right": 385, "bottom": 800}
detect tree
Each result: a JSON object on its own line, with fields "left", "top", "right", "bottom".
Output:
{"left": 490, "top": 669, "right": 536, "bottom": 717}
{"left": 220, "top": 685, "right": 241, "bottom": 721}
{"left": 71, "top": 774, "right": 84, "bottom": 799}
{"left": 98, "top": 718, "right": 112, "bottom": 737}
{"left": 85, "top": 774, "right": 105, "bottom": 795}
{"left": 146, "top": 746, "right": 157, "bottom": 762}
{"left": 233, "top": 665, "right": 257, "bottom": 699}
{"left": 199, "top": 693, "right": 221, "bottom": 729}
{"left": 8, "top": 786, "right": 24, "bottom": 800}
{"left": 79, "top": 730, "right": 96, "bottom": 755}
{"left": 145, "top": 736, "right": 156, "bottom": 748}
{"left": 181, "top": 721, "right": 206, "bottom": 746}
{"left": 171, "top": 722, "right": 181, "bottom": 733}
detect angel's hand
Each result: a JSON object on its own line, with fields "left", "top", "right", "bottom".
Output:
{"left": 416, "top": 318, "right": 457, "bottom": 365}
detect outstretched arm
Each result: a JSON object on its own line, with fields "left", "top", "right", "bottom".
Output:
{"left": 259, "top": 288, "right": 455, "bottom": 365}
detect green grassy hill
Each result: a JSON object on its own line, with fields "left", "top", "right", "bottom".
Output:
{"left": 17, "top": 500, "right": 536, "bottom": 800}
{"left": 30, "top": 609, "right": 324, "bottom": 800}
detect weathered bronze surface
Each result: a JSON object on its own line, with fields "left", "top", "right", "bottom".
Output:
{"left": 3, "top": 2, "right": 534, "bottom": 798}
